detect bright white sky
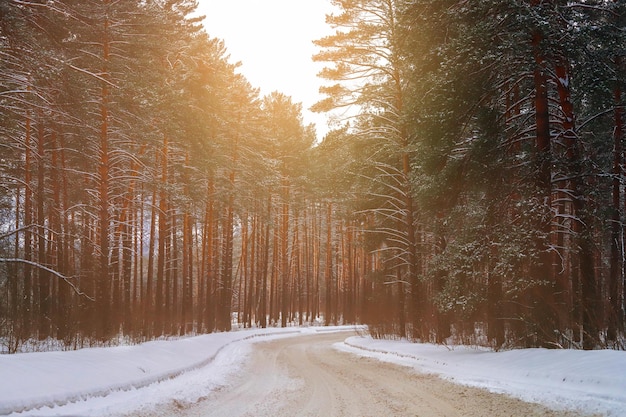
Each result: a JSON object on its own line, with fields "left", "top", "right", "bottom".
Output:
{"left": 195, "top": 0, "right": 337, "bottom": 140}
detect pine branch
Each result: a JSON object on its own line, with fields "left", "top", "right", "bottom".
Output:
{"left": 0, "top": 258, "right": 95, "bottom": 301}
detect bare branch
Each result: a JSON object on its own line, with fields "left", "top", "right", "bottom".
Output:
{"left": 0, "top": 258, "right": 95, "bottom": 301}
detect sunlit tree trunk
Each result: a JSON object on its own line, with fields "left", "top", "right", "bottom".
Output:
{"left": 259, "top": 194, "right": 271, "bottom": 328}
{"left": 280, "top": 175, "right": 290, "bottom": 327}
{"left": 182, "top": 208, "right": 194, "bottom": 333}
{"left": 325, "top": 201, "right": 333, "bottom": 325}
{"left": 245, "top": 210, "right": 256, "bottom": 327}
{"left": 238, "top": 212, "right": 248, "bottom": 326}
{"left": 122, "top": 148, "right": 140, "bottom": 334}
{"left": 182, "top": 153, "right": 194, "bottom": 334}
{"left": 203, "top": 178, "right": 216, "bottom": 331}
{"left": 96, "top": 2, "right": 113, "bottom": 341}
{"left": 270, "top": 214, "right": 279, "bottom": 324}
{"left": 313, "top": 204, "right": 321, "bottom": 321}
{"left": 169, "top": 204, "right": 178, "bottom": 335}
{"left": 292, "top": 208, "right": 302, "bottom": 325}
{"left": 155, "top": 136, "right": 168, "bottom": 336}
{"left": 145, "top": 178, "right": 158, "bottom": 337}
{"left": 218, "top": 133, "right": 238, "bottom": 331}
{"left": 303, "top": 202, "right": 312, "bottom": 322}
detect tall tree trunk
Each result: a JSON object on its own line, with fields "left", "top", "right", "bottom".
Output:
{"left": 220, "top": 201, "right": 234, "bottom": 331}
{"left": 292, "top": 210, "right": 302, "bottom": 326}
{"left": 270, "top": 217, "right": 279, "bottom": 324}
{"left": 304, "top": 203, "right": 311, "bottom": 322}
{"left": 260, "top": 195, "right": 271, "bottom": 328}
{"left": 343, "top": 220, "right": 354, "bottom": 323}
{"left": 36, "top": 115, "right": 50, "bottom": 340}
{"left": 325, "top": 201, "right": 333, "bottom": 325}
{"left": 182, "top": 153, "right": 193, "bottom": 333}
{"left": 529, "top": 11, "right": 556, "bottom": 347}
{"left": 610, "top": 51, "right": 624, "bottom": 341}
{"left": 402, "top": 150, "right": 420, "bottom": 340}
{"left": 9, "top": 186, "right": 20, "bottom": 342}
{"left": 23, "top": 102, "right": 33, "bottom": 339}
{"left": 97, "top": 4, "right": 112, "bottom": 341}
{"left": 155, "top": 136, "right": 168, "bottom": 337}
{"left": 219, "top": 139, "right": 237, "bottom": 331}
{"left": 122, "top": 152, "right": 139, "bottom": 335}
{"left": 246, "top": 211, "right": 256, "bottom": 327}
{"left": 238, "top": 212, "right": 248, "bottom": 326}
{"left": 314, "top": 204, "right": 321, "bottom": 321}
{"left": 203, "top": 178, "right": 216, "bottom": 331}
{"left": 555, "top": 60, "right": 597, "bottom": 349}
{"left": 182, "top": 209, "right": 193, "bottom": 333}
{"left": 397, "top": 269, "right": 406, "bottom": 339}
{"left": 280, "top": 175, "right": 290, "bottom": 327}
{"left": 145, "top": 182, "right": 157, "bottom": 337}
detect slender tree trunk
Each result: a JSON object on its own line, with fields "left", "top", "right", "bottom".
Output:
{"left": 314, "top": 204, "right": 321, "bottom": 321}
{"left": 397, "top": 269, "right": 406, "bottom": 339}
{"left": 280, "top": 175, "right": 290, "bottom": 327}
{"left": 97, "top": 4, "right": 113, "bottom": 341}
{"left": 529, "top": 13, "right": 556, "bottom": 347}
{"left": 304, "top": 203, "right": 311, "bottom": 322}
{"left": 402, "top": 150, "right": 420, "bottom": 340}
{"left": 246, "top": 211, "right": 256, "bottom": 327}
{"left": 155, "top": 136, "right": 168, "bottom": 337}
{"left": 9, "top": 186, "right": 20, "bottom": 340}
{"left": 182, "top": 153, "right": 193, "bottom": 333}
{"left": 239, "top": 213, "right": 248, "bottom": 327}
{"left": 325, "top": 202, "right": 333, "bottom": 325}
{"left": 220, "top": 200, "right": 234, "bottom": 331}
{"left": 198, "top": 186, "right": 208, "bottom": 331}
{"left": 292, "top": 210, "right": 302, "bottom": 326}
{"left": 183, "top": 209, "right": 193, "bottom": 333}
{"left": 111, "top": 199, "right": 122, "bottom": 334}
{"left": 204, "top": 178, "right": 215, "bottom": 331}
{"left": 122, "top": 152, "right": 138, "bottom": 335}
{"left": 345, "top": 221, "right": 355, "bottom": 323}
{"left": 36, "top": 115, "right": 50, "bottom": 340}
{"left": 145, "top": 182, "right": 157, "bottom": 337}
{"left": 169, "top": 208, "right": 178, "bottom": 335}
{"left": 219, "top": 140, "right": 237, "bottom": 331}
{"left": 23, "top": 103, "right": 33, "bottom": 338}
{"left": 136, "top": 181, "right": 145, "bottom": 333}
{"left": 260, "top": 195, "right": 271, "bottom": 328}
{"left": 554, "top": 60, "right": 598, "bottom": 349}
{"left": 610, "top": 53, "right": 624, "bottom": 341}
{"left": 270, "top": 217, "right": 279, "bottom": 324}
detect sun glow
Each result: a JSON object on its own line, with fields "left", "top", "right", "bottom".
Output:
{"left": 196, "top": 0, "right": 337, "bottom": 139}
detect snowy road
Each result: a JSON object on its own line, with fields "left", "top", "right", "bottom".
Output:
{"left": 140, "top": 332, "right": 591, "bottom": 417}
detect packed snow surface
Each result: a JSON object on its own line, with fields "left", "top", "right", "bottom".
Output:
{"left": 0, "top": 326, "right": 624, "bottom": 416}
{"left": 338, "top": 336, "right": 626, "bottom": 416}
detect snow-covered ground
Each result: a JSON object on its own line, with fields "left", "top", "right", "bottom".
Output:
{"left": 1, "top": 326, "right": 624, "bottom": 416}
{"left": 337, "top": 336, "right": 626, "bottom": 417}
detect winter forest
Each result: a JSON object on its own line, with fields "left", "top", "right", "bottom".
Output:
{"left": 0, "top": 0, "right": 624, "bottom": 354}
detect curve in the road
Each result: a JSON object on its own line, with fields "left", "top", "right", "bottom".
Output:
{"left": 155, "top": 332, "right": 590, "bottom": 417}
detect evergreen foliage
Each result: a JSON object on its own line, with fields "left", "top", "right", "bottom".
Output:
{"left": 0, "top": 0, "right": 623, "bottom": 352}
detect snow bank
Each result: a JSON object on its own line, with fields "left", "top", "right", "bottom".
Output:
{"left": 337, "top": 336, "right": 626, "bottom": 416}
{"left": 0, "top": 326, "right": 355, "bottom": 415}
{"left": 3, "top": 326, "right": 623, "bottom": 417}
